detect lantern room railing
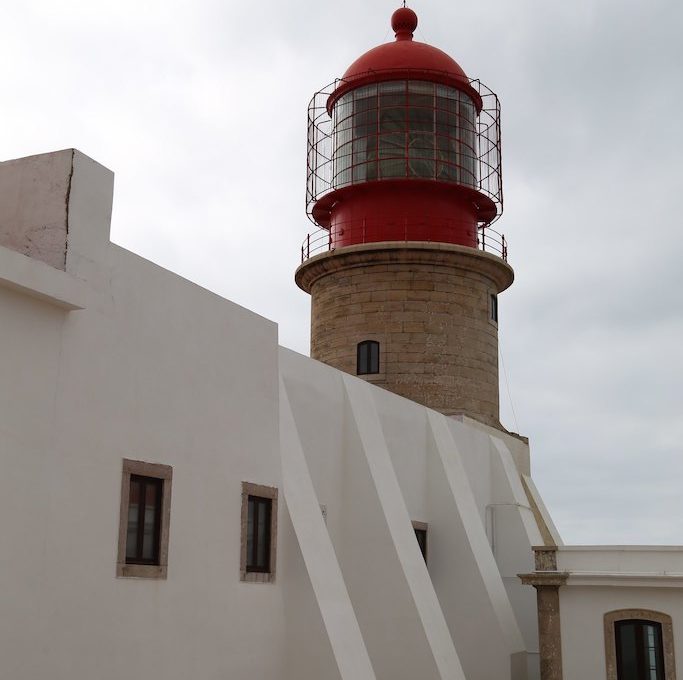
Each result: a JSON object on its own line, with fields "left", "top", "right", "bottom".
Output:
{"left": 300, "top": 221, "right": 508, "bottom": 263}
{"left": 306, "top": 72, "right": 503, "bottom": 228}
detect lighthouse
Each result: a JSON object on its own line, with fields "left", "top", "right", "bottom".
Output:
{"left": 296, "top": 7, "right": 513, "bottom": 429}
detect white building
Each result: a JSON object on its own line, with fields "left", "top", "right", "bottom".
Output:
{"left": 1, "top": 10, "right": 682, "bottom": 680}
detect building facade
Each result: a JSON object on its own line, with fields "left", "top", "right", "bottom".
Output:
{"left": 1, "top": 9, "right": 682, "bottom": 680}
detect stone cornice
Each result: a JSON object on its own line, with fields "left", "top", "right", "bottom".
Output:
{"left": 518, "top": 571, "right": 569, "bottom": 587}
{"left": 295, "top": 241, "right": 514, "bottom": 293}
{"left": 521, "top": 569, "right": 683, "bottom": 588}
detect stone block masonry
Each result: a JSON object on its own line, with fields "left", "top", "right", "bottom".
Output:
{"left": 296, "top": 242, "right": 514, "bottom": 429}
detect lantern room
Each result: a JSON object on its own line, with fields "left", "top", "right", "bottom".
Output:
{"left": 304, "top": 7, "right": 505, "bottom": 258}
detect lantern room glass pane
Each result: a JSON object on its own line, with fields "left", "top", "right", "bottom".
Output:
{"left": 331, "top": 80, "right": 477, "bottom": 189}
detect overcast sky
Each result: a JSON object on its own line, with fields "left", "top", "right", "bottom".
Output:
{"left": 2, "top": 0, "right": 681, "bottom": 545}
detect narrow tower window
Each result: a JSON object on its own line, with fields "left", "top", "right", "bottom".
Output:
{"left": 490, "top": 293, "right": 498, "bottom": 323}
{"left": 357, "top": 340, "right": 380, "bottom": 375}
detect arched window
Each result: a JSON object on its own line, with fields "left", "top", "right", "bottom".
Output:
{"left": 616, "top": 620, "right": 664, "bottom": 679}
{"left": 604, "top": 610, "right": 676, "bottom": 680}
{"left": 357, "top": 340, "right": 380, "bottom": 375}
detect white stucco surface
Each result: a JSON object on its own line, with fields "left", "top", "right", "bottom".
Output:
{"left": 279, "top": 347, "right": 540, "bottom": 679}
{"left": 0, "top": 151, "right": 287, "bottom": 680}
{"left": 560, "top": 586, "right": 683, "bottom": 680}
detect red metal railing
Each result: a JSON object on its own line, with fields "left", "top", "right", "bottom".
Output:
{"left": 300, "top": 220, "right": 507, "bottom": 263}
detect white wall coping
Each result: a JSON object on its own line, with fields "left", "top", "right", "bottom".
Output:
{"left": 558, "top": 545, "right": 683, "bottom": 552}
{"left": 0, "top": 243, "right": 87, "bottom": 310}
{"left": 566, "top": 573, "right": 683, "bottom": 588}
{"left": 556, "top": 545, "right": 683, "bottom": 578}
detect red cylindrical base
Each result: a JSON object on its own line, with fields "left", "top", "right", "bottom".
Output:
{"left": 312, "top": 181, "right": 490, "bottom": 250}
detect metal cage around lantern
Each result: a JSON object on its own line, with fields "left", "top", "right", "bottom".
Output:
{"left": 306, "top": 71, "right": 503, "bottom": 229}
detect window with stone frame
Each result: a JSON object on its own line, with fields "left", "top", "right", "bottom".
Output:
{"left": 604, "top": 610, "right": 676, "bottom": 680}
{"left": 240, "top": 482, "right": 278, "bottom": 583}
{"left": 117, "top": 459, "right": 172, "bottom": 579}
{"left": 357, "top": 340, "right": 380, "bottom": 375}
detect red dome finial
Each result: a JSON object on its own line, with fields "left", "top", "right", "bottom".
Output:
{"left": 391, "top": 6, "right": 418, "bottom": 41}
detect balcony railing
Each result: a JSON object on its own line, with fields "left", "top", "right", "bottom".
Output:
{"left": 300, "top": 221, "right": 507, "bottom": 263}
{"left": 306, "top": 74, "right": 503, "bottom": 226}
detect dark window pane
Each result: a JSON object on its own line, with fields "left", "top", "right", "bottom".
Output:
{"left": 142, "top": 482, "right": 157, "bottom": 560}
{"left": 618, "top": 623, "right": 640, "bottom": 680}
{"left": 616, "top": 620, "right": 664, "bottom": 680}
{"left": 256, "top": 502, "right": 268, "bottom": 567}
{"left": 246, "top": 496, "right": 272, "bottom": 573}
{"left": 490, "top": 294, "right": 498, "bottom": 322}
{"left": 358, "top": 343, "right": 368, "bottom": 373}
{"left": 247, "top": 497, "right": 255, "bottom": 567}
{"left": 369, "top": 342, "right": 379, "bottom": 373}
{"left": 357, "top": 340, "right": 380, "bottom": 375}
{"left": 126, "top": 479, "right": 141, "bottom": 559}
{"left": 126, "top": 475, "right": 162, "bottom": 565}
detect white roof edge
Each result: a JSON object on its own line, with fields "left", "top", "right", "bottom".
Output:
{"left": 0, "top": 244, "right": 87, "bottom": 310}
{"left": 558, "top": 545, "right": 683, "bottom": 552}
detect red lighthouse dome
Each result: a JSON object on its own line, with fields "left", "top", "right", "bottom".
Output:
{"left": 304, "top": 7, "right": 504, "bottom": 257}
{"left": 331, "top": 8, "right": 477, "bottom": 110}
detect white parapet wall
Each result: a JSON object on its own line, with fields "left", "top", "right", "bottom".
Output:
{"left": 279, "top": 347, "right": 543, "bottom": 680}
{"left": 0, "top": 148, "right": 548, "bottom": 680}
{"left": 0, "top": 150, "right": 290, "bottom": 680}
{"left": 557, "top": 546, "right": 683, "bottom": 680}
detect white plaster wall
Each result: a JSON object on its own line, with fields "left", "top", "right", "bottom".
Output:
{"left": 1, "top": 149, "right": 547, "bottom": 680}
{"left": 334, "top": 388, "right": 449, "bottom": 680}
{"left": 558, "top": 546, "right": 683, "bottom": 573}
{"left": 0, "top": 152, "right": 289, "bottom": 680}
{"left": 279, "top": 349, "right": 540, "bottom": 679}
{"left": 560, "top": 586, "right": 683, "bottom": 680}
{"left": 425, "top": 414, "right": 527, "bottom": 680}
{"left": 280, "top": 375, "right": 376, "bottom": 680}
{"left": 279, "top": 510, "right": 346, "bottom": 680}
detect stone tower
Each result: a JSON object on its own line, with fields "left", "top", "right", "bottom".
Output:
{"left": 296, "top": 7, "right": 513, "bottom": 429}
